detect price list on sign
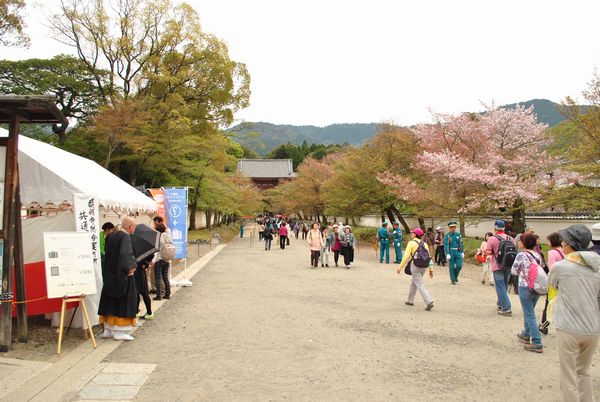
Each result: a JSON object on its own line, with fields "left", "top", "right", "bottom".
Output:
{"left": 43, "top": 232, "right": 97, "bottom": 298}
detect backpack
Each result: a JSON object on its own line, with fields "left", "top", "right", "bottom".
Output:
{"left": 525, "top": 251, "right": 548, "bottom": 295}
{"left": 160, "top": 233, "right": 176, "bottom": 262}
{"left": 494, "top": 235, "right": 517, "bottom": 272}
{"left": 412, "top": 240, "right": 431, "bottom": 268}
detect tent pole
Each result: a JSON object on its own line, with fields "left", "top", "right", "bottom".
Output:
{"left": 14, "top": 179, "right": 27, "bottom": 342}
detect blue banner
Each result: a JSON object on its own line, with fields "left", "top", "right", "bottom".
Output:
{"left": 164, "top": 188, "right": 188, "bottom": 259}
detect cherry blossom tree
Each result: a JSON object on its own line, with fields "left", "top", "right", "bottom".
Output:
{"left": 380, "top": 105, "right": 559, "bottom": 234}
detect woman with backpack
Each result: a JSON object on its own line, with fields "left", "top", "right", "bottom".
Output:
{"left": 153, "top": 223, "right": 172, "bottom": 300}
{"left": 263, "top": 223, "right": 273, "bottom": 251}
{"left": 307, "top": 223, "right": 324, "bottom": 268}
{"left": 512, "top": 232, "right": 545, "bottom": 353}
{"left": 538, "top": 232, "right": 565, "bottom": 335}
{"left": 397, "top": 228, "right": 434, "bottom": 310}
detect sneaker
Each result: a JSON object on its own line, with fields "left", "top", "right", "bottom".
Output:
{"left": 497, "top": 305, "right": 502, "bottom": 311}
{"left": 498, "top": 309, "right": 512, "bottom": 317}
{"left": 153, "top": 296, "right": 162, "bottom": 301}
{"left": 136, "top": 311, "right": 145, "bottom": 318}
{"left": 144, "top": 313, "right": 155, "bottom": 320}
{"left": 321, "top": 264, "right": 324, "bottom": 267}
{"left": 113, "top": 332, "right": 134, "bottom": 341}
{"left": 346, "top": 265, "right": 350, "bottom": 269}
{"left": 325, "top": 264, "right": 329, "bottom": 267}
{"left": 516, "top": 332, "right": 530, "bottom": 344}
{"left": 426, "top": 302, "right": 434, "bottom": 311}
{"left": 524, "top": 343, "right": 543, "bottom": 353}
{"left": 335, "top": 263, "right": 338, "bottom": 267}
{"left": 405, "top": 301, "right": 414, "bottom": 306}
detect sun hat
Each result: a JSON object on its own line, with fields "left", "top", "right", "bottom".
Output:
{"left": 592, "top": 223, "right": 600, "bottom": 241}
{"left": 435, "top": 226, "right": 442, "bottom": 231}
{"left": 494, "top": 219, "right": 506, "bottom": 229}
{"left": 411, "top": 228, "right": 424, "bottom": 236}
{"left": 558, "top": 224, "right": 593, "bottom": 251}
{"left": 332, "top": 224, "right": 339, "bottom": 228}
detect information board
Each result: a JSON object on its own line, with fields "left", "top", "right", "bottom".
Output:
{"left": 43, "top": 232, "right": 97, "bottom": 299}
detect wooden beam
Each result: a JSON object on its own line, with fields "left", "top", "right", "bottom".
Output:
{"left": 0, "top": 115, "right": 18, "bottom": 352}
{"left": 14, "top": 178, "right": 27, "bottom": 342}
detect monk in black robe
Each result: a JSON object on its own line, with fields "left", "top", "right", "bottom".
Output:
{"left": 98, "top": 216, "right": 138, "bottom": 341}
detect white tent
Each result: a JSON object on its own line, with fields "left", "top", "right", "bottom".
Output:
{"left": 0, "top": 128, "right": 158, "bottom": 328}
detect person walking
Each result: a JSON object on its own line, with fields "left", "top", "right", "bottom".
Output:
{"left": 258, "top": 222, "right": 265, "bottom": 241}
{"left": 293, "top": 222, "right": 300, "bottom": 239}
{"left": 239, "top": 221, "right": 244, "bottom": 238}
{"left": 302, "top": 222, "right": 309, "bottom": 240}
{"left": 479, "top": 232, "right": 494, "bottom": 286}
{"left": 285, "top": 221, "right": 291, "bottom": 246}
{"left": 486, "top": 220, "right": 515, "bottom": 317}
{"left": 307, "top": 223, "right": 324, "bottom": 268}
{"left": 391, "top": 222, "right": 403, "bottom": 263}
{"left": 321, "top": 227, "right": 332, "bottom": 267}
{"left": 434, "top": 227, "right": 446, "bottom": 266}
{"left": 377, "top": 222, "right": 390, "bottom": 264}
{"left": 279, "top": 222, "right": 288, "bottom": 249}
{"left": 537, "top": 232, "right": 565, "bottom": 335}
{"left": 425, "top": 228, "right": 435, "bottom": 252}
{"left": 590, "top": 222, "right": 600, "bottom": 255}
{"left": 340, "top": 225, "right": 356, "bottom": 269}
{"left": 549, "top": 224, "right": 600, "bottom": 401}
{"left": 444, "top": 221, "right": 464, "bottom": 285}
{"left": 331, "top": 224, "right": 342, "bottom": 267}
{"left": 396, "top": 228, "right": 434, "bottom": 311}
{"left": 512, "top": 232, "right": 545, "bottom": 353}
{"left": 263, "top": 223, "right": 273, "bottom": 251}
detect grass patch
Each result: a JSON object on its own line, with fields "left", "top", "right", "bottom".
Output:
{"left": 188, "top": 224, "right": 240, "bottom": 243}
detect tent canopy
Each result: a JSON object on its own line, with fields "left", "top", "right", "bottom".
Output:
{"left": 1, "top": 128, "right": 157, "bottom": 213}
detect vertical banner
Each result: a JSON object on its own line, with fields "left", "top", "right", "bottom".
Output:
{"left": 164, "top": 188, "right": 187, "bottom": 259}
{"left": 73, "top": 194, "right": 101, "bottom": 270}
{"left": 148, "top": 188, "right": 166, "bottom": 222}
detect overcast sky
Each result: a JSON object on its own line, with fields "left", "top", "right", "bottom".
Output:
{"left": 4, "top": 0, "right": 600, "bottom": 126}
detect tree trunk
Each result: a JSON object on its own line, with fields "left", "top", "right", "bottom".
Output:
{"left": 459, "top": 213, "right": 466, "bottom": 237}
{"left": 351, "top": 217, "right": 358, "bottom": 226}
{"left": 206, "top": 209, "right": 212, "bottom": 230}
{"left": 52, "top": 122, "right": 68, "bottom": 144}
{"left": 384, "top": 207, "right": 395, "bottom": 225}
{"left": 512, "top": 197, "right": 526, "bottom": 234}
{"left": 417, "top": 216, "right": 425, "bottom": 230}
{"left": 390, "top": 205, "right": 410, "bottom": 234}
{"left": 380, "top": 211, "right": 385, "bottom": 224}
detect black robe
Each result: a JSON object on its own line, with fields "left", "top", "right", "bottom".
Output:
{"left": 98, "top": 230, "right": 138, "bottom": 319}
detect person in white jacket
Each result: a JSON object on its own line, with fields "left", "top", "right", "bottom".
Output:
{"left": 549, "top": 224, "right": 600, "bottom": 402}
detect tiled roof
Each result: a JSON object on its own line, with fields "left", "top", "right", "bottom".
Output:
{"left": 238, "top": 159, "right": 297, "bottom": 178}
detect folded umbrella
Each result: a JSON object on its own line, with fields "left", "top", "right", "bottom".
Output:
{"left": 131, "top": 223, "right": 160, "bottom": 262}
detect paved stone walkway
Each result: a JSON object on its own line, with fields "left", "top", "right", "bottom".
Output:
{"left": 96, "top": 230, "right": 599, "bottom": 401}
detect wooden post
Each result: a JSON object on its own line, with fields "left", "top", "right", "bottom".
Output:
{"left": 0, "top": 115, "right": 19, "bottom": 352}
{"left": 14, "top": 180, "right": 27, "bottom": 342}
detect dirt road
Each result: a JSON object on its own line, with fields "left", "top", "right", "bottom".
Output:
{"left": 106, "top": 231, "right": 599, "bottom": 401}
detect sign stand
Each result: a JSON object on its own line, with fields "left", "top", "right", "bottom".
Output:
{"left": 57, "top": 294, "right": 96, "bottom": 355}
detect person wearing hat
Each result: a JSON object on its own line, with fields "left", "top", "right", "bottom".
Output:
{"left": 485, "top": 219, "right": 514, "bottom": 316}
{"left": 548, "top": 224, "right": 600, "bottom": 401}
{"left": 591, "top": 222, "right": 600, "bottom": 255}
{"left": 444, "top": 221, "right": 464, "bottom": 285}
{"left": 434, "top": 226, "right": 446, "bottom": 266}
{"left": 377, "top": 222, "right": 391, "bottom": 264}
{"left": 392, "top": 222, "right": 403, "bottom": 263}
{"left": 396, "top": 228, "right": 434, "bottom": 311}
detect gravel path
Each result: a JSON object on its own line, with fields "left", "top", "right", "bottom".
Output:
{"left": 105, "top": 232, "right": 599, "bottom": 401}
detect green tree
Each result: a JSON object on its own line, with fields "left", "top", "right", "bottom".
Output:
{"left": 0, "top": 55, "right": 109, "bottom": 142}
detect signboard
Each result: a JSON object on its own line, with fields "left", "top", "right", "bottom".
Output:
{"left": 149, "top": 189, "right": 167, "bottom": 223}
{"left": 73, "top": 194, "right": 101, "bottom": 272}
{"left": 164, "top": 188, "right": 187, "bottom": 259}
{"left": 43, "top": 232, "right": 97, "bottom": 298}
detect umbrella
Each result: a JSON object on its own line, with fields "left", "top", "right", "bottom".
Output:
{"left": 131, "top": 223, "right": 160, "bottom": 262}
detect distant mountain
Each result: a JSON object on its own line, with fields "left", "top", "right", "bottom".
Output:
{"left": 231, "top": 99, "right": 580, "bottom": 156}
{"left": 230, "top": 122, "right": 379, "bottom": 156}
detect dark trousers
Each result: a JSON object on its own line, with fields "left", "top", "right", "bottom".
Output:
{"left": 280, "top": 235, "right": 287, "bottom": 249}
{"left": 540, "top": 294, "right": 550, "bottom": 326}
{"left": 341, "top": 246, "right": 354, "bottom": 266}
{"left": 302, "top": 231, "right": 307, "bottom": 240}
{"left": 435, "top": 246, "right": 446, "bottom": 265}
{"left": 310, "top": 250, "right": 320, "bottom": 267}
{"left": 258, "top": 231, "right": 263, "bottom": 240}
{"left": 154, "top": 260, "right": 171, "bottom": 298}
{"left": 138, "top": 293, "right": 152, "bottom": 315}
{"left": 264, "top": 238, "right": 272, "bottom": 250}
{"left": 333, "top": 250, "right": 340, "bottom": 265}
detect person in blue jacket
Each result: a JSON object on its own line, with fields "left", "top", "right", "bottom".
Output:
{"left": 391, "top": 222, "right": 403, "bottom": 263}
{"left": 444, "top": 221, "right": 464, "bottom": 285}
{"left": 377, "top": 222, "right": 390, "bottom": 264}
